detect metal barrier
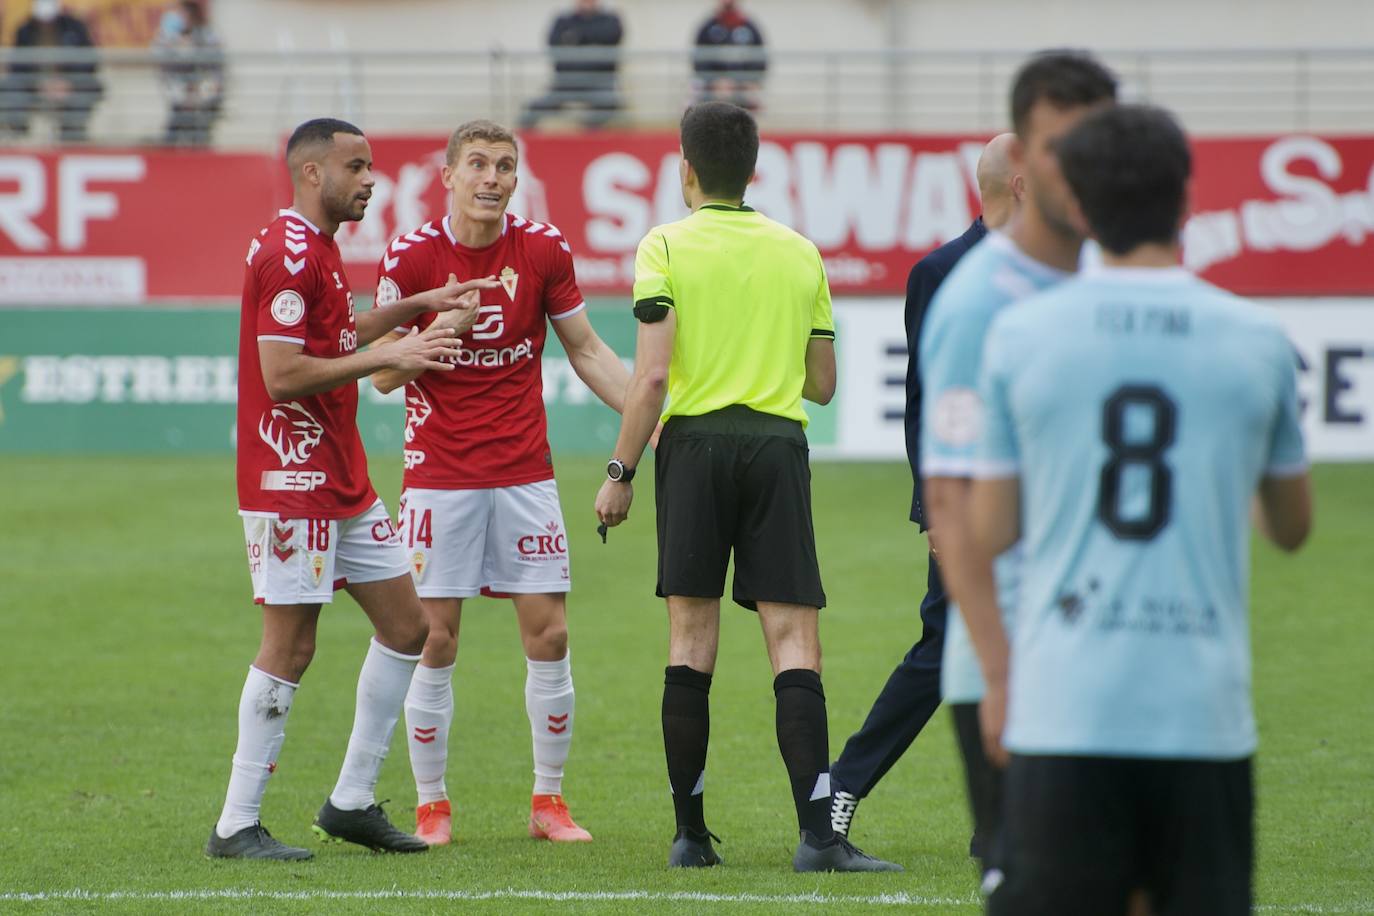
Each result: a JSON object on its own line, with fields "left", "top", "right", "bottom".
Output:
{"left": 0, "top": 46, "right": 1370, "bottom": 147}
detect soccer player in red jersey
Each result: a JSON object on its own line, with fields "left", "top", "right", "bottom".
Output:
{"left": 209, "top": 117, "right": 498, "bottom": 860}
{"left": 370, "top": 120, "right": 629, "bottom": 846}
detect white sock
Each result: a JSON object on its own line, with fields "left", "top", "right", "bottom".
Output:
{"left": 526, "top": 653, "right": 574, "bottom": 797}
{"left": 329, "top": 638, "right": 419, "bottom": 811}
{"left": 404, "top": 662, "right": 454, "bottom": 806}
{"left": 215, "top": 666, "right": 297, "bottom": 838}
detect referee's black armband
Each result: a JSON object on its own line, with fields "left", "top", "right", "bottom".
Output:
{"left": 810, "top": 328, "right": 835, "bottom": 339}
{"left": 634, "top": 296, "right": 673, "bottom": 323}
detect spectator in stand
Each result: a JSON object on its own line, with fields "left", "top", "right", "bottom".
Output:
{"left": 520, "top": 0, "right": 623, "bottom": 130}
{"left": 692, "top": 0, "right": 765, "bottom": 111}
{"left": 153, "top": 0, "right": 225, "bottom": 147}
{"left": 0, "top": 0, "right": 103, "bottom": 142}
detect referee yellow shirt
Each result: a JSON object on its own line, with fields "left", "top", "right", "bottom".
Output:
{"left": 632, "top": 203, "right": 835, "bottom": 427}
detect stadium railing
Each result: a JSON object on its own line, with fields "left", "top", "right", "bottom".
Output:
{"left": 0, "top": 46, "right": 1371, "bottom": 148}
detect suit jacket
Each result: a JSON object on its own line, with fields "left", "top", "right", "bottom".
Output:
{"left": 904, "top": 216, "right": 987, "bottom": 528}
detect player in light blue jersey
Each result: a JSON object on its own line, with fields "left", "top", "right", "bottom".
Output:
{"left": 917, "top": 50, "right": 1116, "bottom": 881}
{"left": 970, "top": 106, "right": 1312, "bottom": 916}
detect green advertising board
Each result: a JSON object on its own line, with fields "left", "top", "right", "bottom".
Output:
{"left": 0, "top": 306, "right": 838, "bottom": 455}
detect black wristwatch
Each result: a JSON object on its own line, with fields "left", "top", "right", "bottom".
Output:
{"left": 606, "top": 457, "right": 636, "bottom": 483}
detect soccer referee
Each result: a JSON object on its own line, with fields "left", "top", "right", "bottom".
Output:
{"left": 594, "top": 101, "right": 900, "bottom": 874}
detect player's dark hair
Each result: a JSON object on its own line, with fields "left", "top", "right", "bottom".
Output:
{"left": 1058, "top": 104, "right": 1192, "bottom": 255}
{"left": 285, "top": 118, "right": 364, "bottom": 163}
{"left": 680, "top": 101, "right": 758, "bottom": 200}
{"left": 1010, "top": 50, "right": 1117, "bottom": 135}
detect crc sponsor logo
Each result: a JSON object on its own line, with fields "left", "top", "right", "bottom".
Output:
{"left": 261, "top": 469, "right": 328, "bottom": 491}
{"left": 518, "top": 521, "right": 567, "bottom": 560}
{"left": 371, "top": 517, "right": 400, "bottom": 544}
{"left": 471, "top": 304, "right": 504, "bottom": 340}
{"left": 404, "top": 449, "right": 426, "bottom": 469}
{"left": 404, "top": 388, "right": 432, "bottom": 443}
{"left": 258, "top": 401, "right": 324, "bottom": 466}
{"left": 443, "top": 337, "right": 534, "bottom": 369}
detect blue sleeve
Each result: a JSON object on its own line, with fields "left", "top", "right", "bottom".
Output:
{"left": 1266, "top": 334, "right": 1308, "bottom": 477}
{"left": 919, "top": 279, "right": 993, "bottom": 479}
{"left": 974, "top": 316, "right": 1020, "bottom": 477}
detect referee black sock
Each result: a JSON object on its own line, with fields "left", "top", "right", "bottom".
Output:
{"left": 662, "top": 665, "right": 712, "bottom": 834}
{"left": 774, "top": 668, "right": 835, "bottom": 842}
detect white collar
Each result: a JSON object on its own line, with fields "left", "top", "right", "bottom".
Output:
{"left": 443, "top": 212, "right": 509, "bottom": 246}
{"left": 279, "top": 208, "right": 320, "bottom": 234}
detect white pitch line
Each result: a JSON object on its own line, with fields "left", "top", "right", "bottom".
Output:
{"left": 2, "top": 889, "right": 1368, "bottom": 912}
{"left": 0, "top": 888, "right": 979, "bottom": 907}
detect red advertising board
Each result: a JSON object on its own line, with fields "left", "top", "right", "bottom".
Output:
{"left": 1, "top": 133, "right": 1371, "bottom": 302}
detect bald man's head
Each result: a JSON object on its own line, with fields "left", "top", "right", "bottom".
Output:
{"left": 976, "top": 132, "right": 1023, "bottom": 230}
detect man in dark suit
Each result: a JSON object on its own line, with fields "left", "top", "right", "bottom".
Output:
{"left": 829, "top": 134, "right": 1022, "bottom": 855}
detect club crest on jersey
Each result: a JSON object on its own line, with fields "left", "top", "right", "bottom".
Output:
{"left": 259, "top": 401, "right": 324, "bottom": 467}
{"left": 310, "top": 555, "right": 326, "bottom": 586}
{"left": 499, "top": 266, "right": 519, "bottom": 301}
{"left": 412, "top": 551, "right": 427, "bottom": 580}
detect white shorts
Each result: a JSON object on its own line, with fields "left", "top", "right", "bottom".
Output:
{"left": 398, "top": 479, "right": 572, "bottom": 598}
{"left": 242, "top": 500, "right": 411, "bottom": 606}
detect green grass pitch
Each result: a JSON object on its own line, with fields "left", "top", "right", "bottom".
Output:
{"left": 0, "top": 457, "right": 1370, "bottom": 914}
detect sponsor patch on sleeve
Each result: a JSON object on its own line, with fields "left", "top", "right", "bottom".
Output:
{"left": 930, "top": 387, "right": 984, "bottom": 448}
{"left": 270, "top": 289, "right": 306, "bottom": 326}
{"left": 375, "top": 276, "right": 401, "bottom": 307}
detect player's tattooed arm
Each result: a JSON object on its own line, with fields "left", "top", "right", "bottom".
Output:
{"left": 366, "top": 287, "right": 478, "bottom": 394}
{"left": 553, "top": 310, "right": 631, "bottom": 414}
{"left": 259, "top": 327, "right": 462, "bottom": 401}
{"left": 356, "top": 274, "right": 497, "bottom": 346}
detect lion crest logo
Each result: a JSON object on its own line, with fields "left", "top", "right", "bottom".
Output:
{"left": 258, "top": 401, "right": 325, "bottom": 467}
{"left": 404, "top": 389, "right": 433, "bottom": 444}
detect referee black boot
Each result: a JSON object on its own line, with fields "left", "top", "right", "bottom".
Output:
{"left": 312, "top": 798, "right": 428, "bottom": 853}
{"left": 668, "top": 826, "right": 723, "bottom": 868}
{"left": 792, "top": 829, "right": 903, "bottom": 872}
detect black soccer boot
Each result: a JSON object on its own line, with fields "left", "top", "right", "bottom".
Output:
{"left": 829, "top": 788, "right": 860, "bottom": 838}
{"left": 667, "top": 826, "right": 723, "bottom": 868}
{"left": 312, "top": 798, "right": 428, "bottom": 853}
{"left": 792, "top": 829, "right": 903, "bottom": 872}
{"left": 206, "top": 822, "right": 313, "bottom": 860}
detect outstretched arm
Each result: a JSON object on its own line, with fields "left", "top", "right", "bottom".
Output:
{"left": 593, "top": 312, "right": 675, "bottom": 527}
{"left": 552, "top": 309, "right": 631, "bottom": 414}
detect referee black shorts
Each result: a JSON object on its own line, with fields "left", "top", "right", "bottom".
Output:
{"left": 654, "top": 405, "right": 826, "bottom": 611}
{"left": 989, "top": 753, "right": 1253, "bottom": 916}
